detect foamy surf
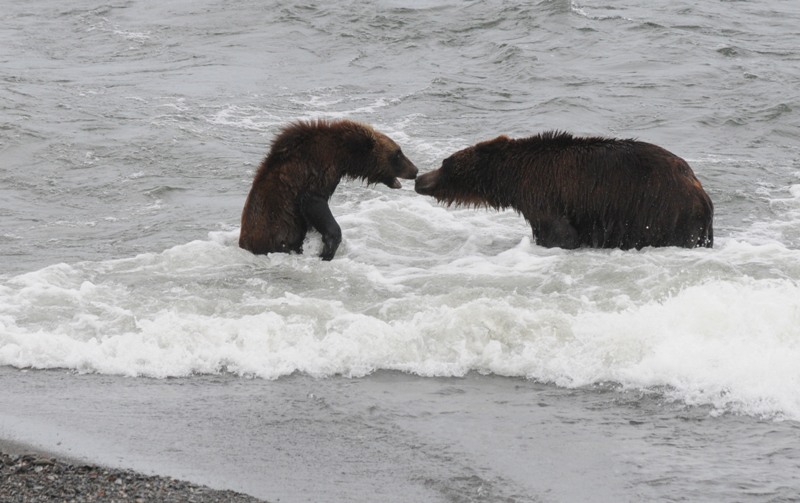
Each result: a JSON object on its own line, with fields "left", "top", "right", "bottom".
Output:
{"left": 2, "top": 200, "right": 800, "bottom": 420}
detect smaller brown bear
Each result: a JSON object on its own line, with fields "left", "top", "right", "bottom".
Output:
{"left": 415, "top": 131, "right": 713, "bottom": 250}
{"left": 239, "top": 119, "right": 418, "bottom": 260}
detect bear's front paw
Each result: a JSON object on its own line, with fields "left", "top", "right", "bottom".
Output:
{"left": 320, "top": 237, "right": 340, "bottom": 261}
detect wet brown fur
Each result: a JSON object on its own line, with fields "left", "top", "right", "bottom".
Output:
{"left": 415, "top": 131, "right": 714, "bottom": 250}
{"left": 239, "top": 119, "right": 417, "bottom": 256}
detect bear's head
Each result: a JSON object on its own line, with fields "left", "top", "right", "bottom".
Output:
{"left": 415, "top": 135, "right": 511, "bottom": 209}
{"left": 338, "top": 121, "right": 418, "bottom": 189}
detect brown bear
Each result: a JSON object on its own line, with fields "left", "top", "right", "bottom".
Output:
{"left": 239, "top": 119, "right": 418, "bottom": 260}
{"left": 415, "top": 131, "right": 713, "bottom": 250}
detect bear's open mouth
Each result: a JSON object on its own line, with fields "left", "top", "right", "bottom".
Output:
{"left": 384, "top": 177, "right": 402, "bottom": 189}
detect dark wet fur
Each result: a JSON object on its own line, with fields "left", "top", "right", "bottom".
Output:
{"left": 416, "top": 131, "right": 713, "bottom": 250}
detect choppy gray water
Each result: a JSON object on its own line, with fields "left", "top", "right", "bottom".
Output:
{"left": 2, "top": 1, "right": 800, "bottom": 501}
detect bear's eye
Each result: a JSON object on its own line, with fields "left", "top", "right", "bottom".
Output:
{"left": 390, "top": 150, "right": 402, "bottom": 163}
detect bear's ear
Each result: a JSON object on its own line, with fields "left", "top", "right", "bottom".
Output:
{"left": 475, "top": 135, "right": 510, "bottom": 153}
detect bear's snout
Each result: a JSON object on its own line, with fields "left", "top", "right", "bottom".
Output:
{"left": 400, "top": 162, "right": 418, "bottom": 180}
{"left": 414, "top": 170, "right": 440, "bottom": 195}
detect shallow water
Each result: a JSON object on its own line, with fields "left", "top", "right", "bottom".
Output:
{"left": 2, "top": 0, "right": 800, "bottom": 501}
{"left": 3, "top": 368, "right": 800, "bottom": 503}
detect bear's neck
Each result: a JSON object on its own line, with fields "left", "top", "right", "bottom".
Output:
{"left": 489, "top": 154, "right": 552, "bottom": 213}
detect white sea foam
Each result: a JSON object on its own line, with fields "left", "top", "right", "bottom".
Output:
{"left": 207, "top": 104, "right": 286, "bottom": 132}
{"left": 2, "top": 185, "right": 800, "bottom": 420}
{"left": 569, "top": 2, "right": 634, "bottom": 22}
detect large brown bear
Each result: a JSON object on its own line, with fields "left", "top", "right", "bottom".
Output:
{"left": 240, "top": 119, "right": 418, "bottom": 260}
{"left": 415, "top": 131, "right": 713, "bottom": 250}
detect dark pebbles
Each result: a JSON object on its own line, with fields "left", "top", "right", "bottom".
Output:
{"left": 0, "top": 451, "right": 266, "bottom": 503}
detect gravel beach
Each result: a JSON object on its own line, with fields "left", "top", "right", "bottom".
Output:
{"left": 0, "top": 449, "right": 266, "bottom": 503}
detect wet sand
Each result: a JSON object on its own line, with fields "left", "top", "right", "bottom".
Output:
{"left": 0, "top": 368, "right": 628, "bottom": 502}
{"left": 2, "top": 367, "right": 799, "bottom": 503}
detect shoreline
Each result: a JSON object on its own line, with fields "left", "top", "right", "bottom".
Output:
{"left": 4, "top": 368, "right": 800, "bottom": 502}
{"left": 0, "top": 441, "right": 266, "bottom": 503}
{"left": 0, "top": 438, "right": 86, "bottom": 466}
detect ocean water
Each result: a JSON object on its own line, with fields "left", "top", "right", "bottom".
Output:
{"left": 2, "top": 0, "right": 800, "bottom": 501}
